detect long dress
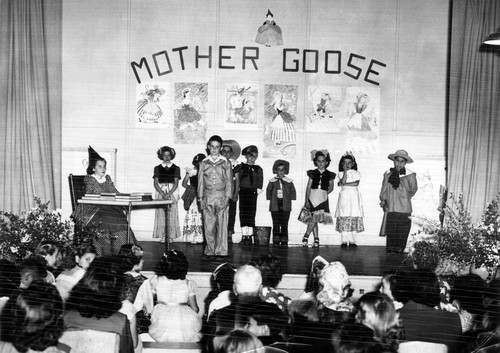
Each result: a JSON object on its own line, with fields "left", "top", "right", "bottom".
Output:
{"left": 153, "top": 163, "right": 181, "bottom": 241}
{"left": 73, "top": 175, "right": 137, "bottom": 256}
{"left": 335, "top": 170, "right": 364, "bottom": 232}
{"left": 55, "top": 266, "right": 86, "bottom": 301}
{"left": 182, "top": 170, "right": 204, "bottom": 244}
{"left": 136, "top": 276, "right": 201, "bottom": 342}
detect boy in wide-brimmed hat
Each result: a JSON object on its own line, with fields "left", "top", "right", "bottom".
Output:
{"left": 379, "top": 149, "right": 418, "bottom": 254}
{"left": 221, "top": 140, "right": 241, "bottom": 244}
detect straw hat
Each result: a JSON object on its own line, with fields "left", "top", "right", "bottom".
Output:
{"left": 388, "top": 149, "right": 413, "bottom": 163}
{"left": 222, "top": 139, "right": 241, "bottom": 160}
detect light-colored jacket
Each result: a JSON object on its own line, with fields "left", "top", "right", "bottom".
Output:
{"left": 379, "top": 169, "right": 418, "bottom": 213}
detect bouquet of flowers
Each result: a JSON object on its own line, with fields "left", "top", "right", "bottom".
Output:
{"left": 0, "top": 197, "right": 74, "bottom": 261}
{"left": 409, "top": 193, "right": 500, "bottom": 275}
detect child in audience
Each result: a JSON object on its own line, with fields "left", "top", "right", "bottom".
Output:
{"left": 181, "top": 153, "right": 206, "bottom": 244}
{"left": 206, "top": 262, "right": 237, "bottom": 320}
{"left": 153, "top": 146, "right": 181, "bottom": 242}
{"left": 55, "top": 242, "right": 97, "bottom": 300}
{"left": 214, "top": 329, "right": 264, "bottom": 353}
{"left": 335, "top": 152, "right": 364, "bottom": 248}
{"left": 0, "top": 281, "right": 67, "bottom": 353}
{"left": 266, "top": 159, "right": 296, "bottom": 246}
{"left": 34, "top": 240, "right": 62, "bottom": 283}
{"left": 234, "top": 145, "right": 263, "bottom": 244}
{"left": 302, "top": 149, "right": 335, "bottom": 247}
{"left": 355, "top": 291, "right": 403, "bottom": 351}
{"left": 136, "top": 250, "right": 201, "bottom": 342}
{"left": 18, "top": 257, "right": 48, "bottom": 289}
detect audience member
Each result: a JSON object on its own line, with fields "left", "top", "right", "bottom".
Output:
{"left": 206, "top": 262, "right": 237, "bottom": 320}
{"left": 214, "top": 329, "right": 264, "bottom": 353}
{"left": 34, "top": 240, "right": 62, "bottom": 283}
{"left": 0, "top": 281, "right": 68, "bottom": 353}
{"left": 55, "top": 242, "right": 96, "bottom": 300}
{"left": 250, "top": 254, "right": 291, "bottom": 313}
{"left": 18, "top": 256, "right": 47, "bottom": 289}
{"left": 64, "top": 256, "right": 134, "bottom": 353}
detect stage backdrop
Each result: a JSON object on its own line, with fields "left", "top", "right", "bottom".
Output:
{"left": 61, "top": 0, "right": 447, "bottom": 245}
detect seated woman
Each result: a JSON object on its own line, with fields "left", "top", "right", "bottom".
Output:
{"left": 64, "top": 256, "right": 135, "bottom": 353}
{"left": 0, "top": 281, "right": 69, "bottom": 353}
{"left": 73, "top": 147, "right": 138, "bottom": 256}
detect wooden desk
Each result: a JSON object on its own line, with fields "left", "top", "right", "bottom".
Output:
{"left": 77, "top": 199, "right": 173, "bottom": 251}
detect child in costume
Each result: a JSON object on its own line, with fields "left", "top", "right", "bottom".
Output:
{"left": 266, "top": 159, "right": 296, "bottom": 246}
{"left": 181, "top": 153, "right": 206, "bottom": 244}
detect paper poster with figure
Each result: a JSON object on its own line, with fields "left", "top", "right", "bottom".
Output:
{"left": 306, "top": 86, "right": 342, "bottom": 132}
{"left": 255, "top": 9, "right": 283, "bottom": 47}
{"left": 225, "top": 84, "right": 258, "bottom": 128}
{"left": 263, "top": 84, "right": 298, "bottom": 158}
{"left": 173, "top": 82, "right": 208, "bottom": 144}
{"left": 343, "top": 87, "right": 380, "bottom": 154}
{"left": 136, "top": 83, "right": 170, "bottom": 127}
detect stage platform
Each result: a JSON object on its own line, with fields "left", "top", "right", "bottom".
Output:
{"left": 139, "top": 241, "right": 410, "bottom": 277}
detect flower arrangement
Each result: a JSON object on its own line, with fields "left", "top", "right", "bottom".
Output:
{"left": 409, "top": 193, "right": 500, "bottom": 275}
{"left": 0, "top": 197, "right": 74, "bottom": 261}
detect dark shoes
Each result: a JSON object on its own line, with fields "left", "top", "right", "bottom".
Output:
{"left": 240, "top": 236, "right": 253, "bottom": 245}
{"left": 341, "top": 243, "right": 348, "bottom": 248}
{"left": 349, "top": 243, "right": 358, "bottom": 248}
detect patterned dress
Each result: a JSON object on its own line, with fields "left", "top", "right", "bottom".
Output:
{"left": 182, "top": 170, "right": 204, "bottom": 244}
{"left": 73, "top": 175, "right": 137, "bottom": 256}
{"left": 153, "top": 163, "right": 181, "bottom": 241}
{"left": 306, "top": 169, "right": 336, "bottom": 224}
{"left": 335, "top": 170, "right": 364, "bottom": 232}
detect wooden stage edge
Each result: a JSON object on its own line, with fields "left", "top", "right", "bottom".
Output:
{"left": 139, "top": 241, "right": 411, "bottom": 277}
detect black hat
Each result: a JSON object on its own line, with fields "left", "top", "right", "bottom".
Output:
{"left": 272, "top": 159, "right": 290, "bottom": 174}
{"left": 86, "top": 146, "right": 104, "bottom": 175}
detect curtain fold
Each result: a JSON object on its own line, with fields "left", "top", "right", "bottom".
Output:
{"left": 0, "top": 0, "right": 62, "bottom": 213}
{"left": 448, "top": 0, "right": 500, "bottom": 220}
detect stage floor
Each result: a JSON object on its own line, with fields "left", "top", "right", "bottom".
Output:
{"left": 139, "top": 241, "right": 409, "bottom": 277}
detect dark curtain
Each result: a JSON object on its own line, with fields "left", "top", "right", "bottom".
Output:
{"left": 448, "top": 0, "right": 500, "bottom": 220}
{"left": 0, "top": 0, "right": 62, "bottom": 213}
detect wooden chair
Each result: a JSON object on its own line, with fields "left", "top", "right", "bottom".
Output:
{"left": 59, "top": 329, "right": 120, "bottom": 353}
{"left": 68, "top": 174, "right": 86, "bottom": 212}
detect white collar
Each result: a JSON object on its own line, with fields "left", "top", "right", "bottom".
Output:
{"left": 162, "top": 162, "right": 173, "bottom": 168}
{"left": 92, "top": 174, "right": 106, "bottom": 183}
{"left": 204, "top": 155, "right": 227, "bottom": 163}
{"left": 269, "top": 176, "right": 293, "bottom": 183}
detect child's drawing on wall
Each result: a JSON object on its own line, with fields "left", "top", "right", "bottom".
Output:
{"left": 344, "top": 87, "right": 380, "bottom": 154}
{"left": 255, "top": 9, "right": 283, "bottom": 47}
{"left": 174, "top": 83, "right": 207, "bottom": 144}
{"left": 307, "top": 86, "right": 342, "bottom": 132}
{"left": 136, "top": 83, "right": 170, "bottom": 127}
{"left": 225, "top": 85, "right": 258, "bottom": 128}
{"left": 263, "top": 84, "right": 298, "bottom": 158}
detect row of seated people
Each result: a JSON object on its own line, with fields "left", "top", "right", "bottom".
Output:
{"left": 0, "top": 241, "right": 499, "bottom": 353}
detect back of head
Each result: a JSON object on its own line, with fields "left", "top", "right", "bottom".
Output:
{"left": 66, "top": 256, "right": 124, "bottom": 319}
{"left": 215, "top": 329, "right": 264, "bottom": 353}
{"left": 19, "top": 256, "right": 48, "bottom": 288}
{"left": 0, "top": 281, "right": 64, "bottom": 353}
{"left": 450, "top": 274, "right": 493, "bottom": 316}
{"left": 213, "top": 262, "right": 237, "bottom": 292}
{"left": 35, "top": 240, "right": 59, "bottom": 256}
{"left": 156, "top": 250, "right": 189, "bottom": 280}
{"left": 250, "top": 254, "right": 283, "bottom": 289}
{"left": 356, "top": 292, "right": 400, "bottom": 343}
{"left": 117, "top": 243, "right": 144, "bottom": 271}
{"left": 234, "top": 265, "right": 262, "bottom": 296}
{"left": 241, "top": 300, "right": 288, "bottom": 336}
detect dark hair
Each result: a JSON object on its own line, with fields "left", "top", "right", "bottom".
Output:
{"left": 156, "top": 250, "right": 189, "bottom": 280}
{"left": 66, "top": 256, "right": 124, "bottom": 319}
{"left": 192, "top": 153, "right": 206, "bottom": 167}
{"left": 385, "top": 269, "right": 440, "bottom": 307}
{"left": 87, "top": 157, "right": 107, "bottom": 175}
{"left": 206, "top": 135, "right": 223, "bottom": 154}
{"left": 35, "top": 240, "right": 60, "bottom": 256}
{"left": 213, "top": 263, "right": 236, "bottom": 292}
{"left": 450, "top": 274, "right": 492, "bottom": 316}
{"left": 332, "top": 321, "right": 394, "bottom": 353}
{"left": 338, "top": 153, "right": 358, "bottom": 171}
{"left": 0, "top": 281, "right": 64, "bottom": 353}
{"left": 19, "top": 256, "right": 47, "bottom": 280}
{"left": 313, "top": 151, "right": 331, "bottom": 168}
{"left": 242, "top": 301, "right": 288, "bottom": 336}
{"left": 250, "top": 254, "right": 283, "bottom": 288}
{"left": 117, "top": 244, "right": 144, "bottom": 271}
{"left": 215, "top": 329, "right": 263, "bottom": 353}
{"left": 75, "top": 242, "right": 97, "bottom": 258}
{"left": 157, "top": 146, "right": 176, "bottom": 160}
{"left": 242, "top": 145, "right": 259, "bottom": 157}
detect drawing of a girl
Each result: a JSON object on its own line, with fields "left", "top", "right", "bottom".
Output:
{"left": 255, "top": 9, "right": 283, "bottom": 47}
{"left": 177, "top": 88, "right": 205, "bottom": 130}
{"left": 137, "top": 85, "right": 165, "bottom": 123}
{"left": 347, "top": 93, "right": 370, "bottom": 131}
{"left": 269, "top": 91, "right": 295, "bottom": 142}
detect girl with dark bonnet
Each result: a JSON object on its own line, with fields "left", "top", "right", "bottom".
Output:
{"left": 181, "top": 153, "right": 206, "bottom": 244}
{"left": 153, "top": 145, "right": 181, "bottom": 242}
{"left": 234, "top": 145, "right": 263, "bottom": 244}
{"left": 0, "top": 281, "right": 68, "bottom": 353}
{"left": 302, "top": 149, "right": 336, "bottom": 247}
{"left": 73, "top": 146, "right": 138, "bottom": 255}
{"left": 34, "top": 240, "right": 62, "bottom": 283}
{"left": 136, "top": 250, "right": 201, "bottom": 342}
{"left": 266, "top": 159, "right": 296, "bottom": 246}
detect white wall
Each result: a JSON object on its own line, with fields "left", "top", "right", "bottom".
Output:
{"left": 61, "top": 0, "right": 448, "bottom": 245}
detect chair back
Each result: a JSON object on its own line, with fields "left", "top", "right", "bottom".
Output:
{"left": 59, "top": 329, "right": 120, "bottom": 353}
{"left": 68, "top": 174, "right": 86, "bottom": 211}
{"left": 398, "top": 341, "right": 447, "bottom": 353}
